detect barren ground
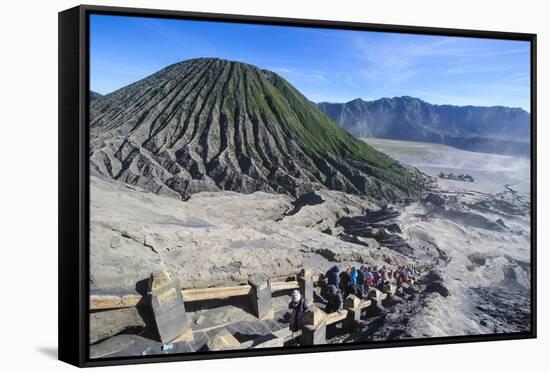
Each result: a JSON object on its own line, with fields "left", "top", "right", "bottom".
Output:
{"left": 90, "top": 139, "right": 531, "bottom": 353}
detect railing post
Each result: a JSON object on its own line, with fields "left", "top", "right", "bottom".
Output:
{"left": 298, "top": 268, "right": 314, "bottom": 306}
{"left": 206, "top": 329, "right": 242, "bottom": 351}
{"left": 344, "top": 294, "right": 362, "bottom": 328}
{"left": 301, "top": 307, "right": 327, "bottom": 345}
{"left": 248, "top": 274, "right": 273, "bottom": 320}
{"left": 302, "top": 322, "right": 326, "bottom": 345}
{"left": 382, "top": 282, "right": 397, "bottom": 295}
{"left": 148, "top": 271, "right": 193, "bottom": 343}
{"left": 365, "top": 288, "right": 387, "bottom": 317}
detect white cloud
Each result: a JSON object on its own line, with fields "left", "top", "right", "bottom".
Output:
{"left": 268, "top": 66, "right": 330, "bottom": 84}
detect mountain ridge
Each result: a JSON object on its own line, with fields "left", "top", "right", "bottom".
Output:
{"left": 90, "top": 90, "right": 103, "bottom": 101}
{"left": 321, "top": 95, "right": 528, "bottom": 112}
{"left": 89, "top": 58, "right": 426, "bottom": 201}
{"left": 317, "top": 96, "right": 530, "bottom": 156}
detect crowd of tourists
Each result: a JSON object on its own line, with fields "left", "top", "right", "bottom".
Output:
{"left": 320, "top": 264, "right": 421, "bottom": 314}
{"left": 287, "top": 264, "right": 422, "bottom": 331}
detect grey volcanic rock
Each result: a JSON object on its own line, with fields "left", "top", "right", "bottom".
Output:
{"left": 335, "top": 206, "right": 415, "bottom": 256}
{"left": 280, "top": 188, "right": 379, "bottom": 235}
{"left": 422, "top": 272, "right": 450, "bottom": 297}
{"left": 423, "top": 193, "right": 446, "bottom": 207}
{"left": 90, "top": 176, "right": 408, "bottom": 291}
{"left": 437, "top": 209, "right": 506, "bottom": 232}
{"left": 90, "top": 307, "right": 146, "bottom": 344}
{"left": 286, "top": 191, "right": 325, "bottom": 216}
{"left": 90, "top": 335, "right": 156, "bottom": 359}
{"left": 318, "top": 96, "right": 530, "bottom": 156}
{"left": 382, "top": 294, "right": 404, "bottom": 307}
{"left": 90, "top": 58, "right": 425, "bottom": 201}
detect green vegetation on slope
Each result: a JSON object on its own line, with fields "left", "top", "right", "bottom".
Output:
{"left": 90, "top": 58, "right": 426, "bottom": 201}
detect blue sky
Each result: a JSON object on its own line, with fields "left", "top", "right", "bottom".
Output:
{"left": 90, "top": 14, "right": 531, "bottom": 110}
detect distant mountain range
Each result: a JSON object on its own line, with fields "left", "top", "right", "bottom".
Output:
{"left": 89, "top": 58, "right": 425, "bottom": 201}
{"left": 317, "top": 96, "right": 531, "bottom": 157}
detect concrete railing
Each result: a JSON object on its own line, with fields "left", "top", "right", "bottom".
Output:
{"left": 91, "top": 266, "right": 426, "bottom": 348}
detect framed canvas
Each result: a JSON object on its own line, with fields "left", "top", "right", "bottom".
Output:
{"left": 58, "top": 4, "right": 537, "bottom": 367}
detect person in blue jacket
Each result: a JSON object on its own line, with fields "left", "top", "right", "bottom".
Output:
{"left": 351, "top": 267, "right": 358, "bottom": 287}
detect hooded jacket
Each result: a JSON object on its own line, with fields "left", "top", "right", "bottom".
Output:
{"left": 326, "top": 265, "right": 340, "bottom": 287}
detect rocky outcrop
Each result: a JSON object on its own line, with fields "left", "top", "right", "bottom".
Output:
{"left": 423, "top": 193, "right": 446, "bottom": 207}
{"left": 286, "top": 191, "right": 325, "bottom": 216}
{"left": 335, "top": 206, "right": 415, "bottom": 256}
{"left": 90, "top": 58, "right": 426, "bottom": 201}
{"left": 422, "top": 271, "right": 450, "bottom": 297}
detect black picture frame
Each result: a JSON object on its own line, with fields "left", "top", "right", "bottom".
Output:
{"left": 58, "top": 4, "right": 537, "bottom": 368}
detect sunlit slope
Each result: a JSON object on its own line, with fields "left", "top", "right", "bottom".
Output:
{"left": 90, "top": 58, "right": 426, "bottom": 200}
